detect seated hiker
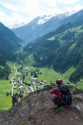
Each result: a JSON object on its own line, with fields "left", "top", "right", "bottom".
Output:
{"left": 49, "top": 79, "right": 72, "bottom": 108}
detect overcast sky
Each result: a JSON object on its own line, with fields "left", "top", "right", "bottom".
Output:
{"left": 0, "top": 0, "right": 83, "bottom": 27}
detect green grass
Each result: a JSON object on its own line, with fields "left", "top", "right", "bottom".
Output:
{"left": 0, "top": 62, "right": 17, "bottom": 110}
{"left": 24, "top": 67, "right": 61, "bottom": 84}
{"left": 24, "top": 66, "right": 83, "bottom": 89}
{"left": 0, "top": 80, "right": 12, "bottom": 109}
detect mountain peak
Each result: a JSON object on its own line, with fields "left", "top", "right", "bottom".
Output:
{"left": 37, "top": 15, "right": 53, "bottom": 25}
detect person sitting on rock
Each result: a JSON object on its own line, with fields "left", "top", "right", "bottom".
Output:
{"left": 49, "top": 79, "right": 72, "bottom": 109}
{"left": 49, "top": 79, "right": 63, "bottom": 108}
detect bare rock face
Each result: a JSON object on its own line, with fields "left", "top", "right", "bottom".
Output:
{"left": 0, "top": 90, "right": 83, "bottom": 125}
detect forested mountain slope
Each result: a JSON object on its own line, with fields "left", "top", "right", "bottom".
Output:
{"left": 0, "top": 22, "right": 23, "bottom": 65}
{"left": 23, "top": 25, "right": 83, "bottom": 82}
{"left": 0, "top": 22, "right": 23, "bottom": 79}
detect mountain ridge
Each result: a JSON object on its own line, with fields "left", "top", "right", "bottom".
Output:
{"left": 12, "top": 9, "right": 83, "bottom": 43}
{"left": 11, "top": 11, "right": 73, "bottom": 43}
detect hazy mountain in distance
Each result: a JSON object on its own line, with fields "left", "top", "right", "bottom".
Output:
{"left": 12, "top": 9, "right": 83, "bottom": 43}
{"left": 12, "top": 11, "right": 74, "bottom": 43}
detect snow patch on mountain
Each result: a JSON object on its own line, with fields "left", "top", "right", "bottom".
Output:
{"left": 37, "top": 15, "right": 54, "bottom": 25}
{"left": 37, "top": 10, "right": 75, "bottom": 25}
{"left": 11, "top": 10, "right": 77, "bottom": 29}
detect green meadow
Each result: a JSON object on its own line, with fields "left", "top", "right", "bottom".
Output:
{"left": 0, "top": 80, "right": 12, "bottom": 110}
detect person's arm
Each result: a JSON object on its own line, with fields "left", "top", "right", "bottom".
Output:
{"left": 49, "top": 89, "right": 56, "bottom": 100}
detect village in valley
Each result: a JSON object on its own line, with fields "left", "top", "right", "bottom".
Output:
{"left": 5, "top": 62, "right": 48, "bottom": 106}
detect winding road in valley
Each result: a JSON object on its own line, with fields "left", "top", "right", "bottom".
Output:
{"left": 11, "top": 62, "right": 17, "bottom": 96}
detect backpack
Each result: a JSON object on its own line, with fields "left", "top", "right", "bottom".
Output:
{"left": 59, "top": 85, "right": 72, "bottom": 106}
